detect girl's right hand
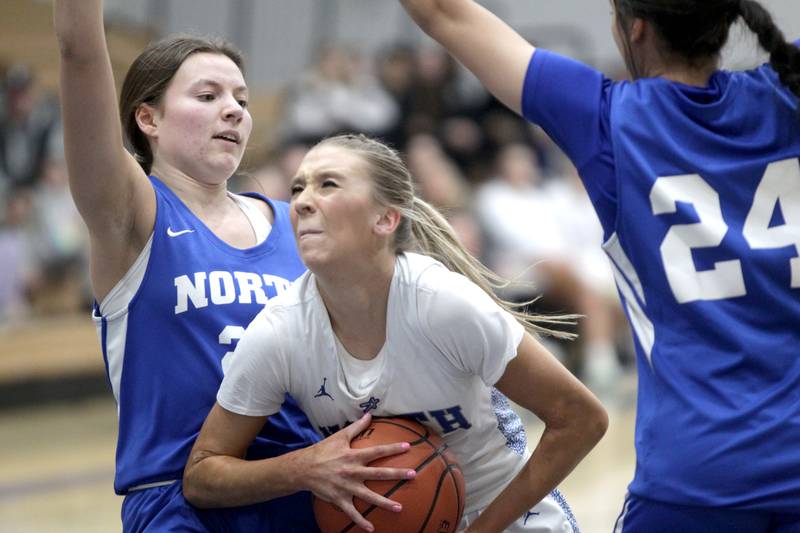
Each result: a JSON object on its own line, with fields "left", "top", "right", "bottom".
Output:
{"left": 300, "top": 412, "right": 417, "bottom": 532}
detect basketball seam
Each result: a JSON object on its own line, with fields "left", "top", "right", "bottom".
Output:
{"left": 418, "top": 461, "right": 460, "bottom": 533}
{"left": 339, "top": 441, "right": 451, "bottom": 533}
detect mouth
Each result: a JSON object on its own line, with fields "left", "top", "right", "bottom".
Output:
{"left": 213, "top": 131, "right": 241, "bottom": 144}
{"left": 298, "top": 229, "right": 322, "bottom": 238}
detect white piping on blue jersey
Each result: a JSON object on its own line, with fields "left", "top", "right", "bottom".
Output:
{"left": 93, "top": 307, "right": 129, "bottom": 414}
{"left": 490, "top": 388, "right": 527, "bottom": 456}
{"left": 92, "top": 234, "right": 154, "bottom": 414}
{"left": 613, "top": 493, "right": 632, "bottom": 533}
{"left": 604, "top": 233, "right": 645, "bottom": 302}
{"left": 603, "top": 233, "right": 655, "bottom": 367}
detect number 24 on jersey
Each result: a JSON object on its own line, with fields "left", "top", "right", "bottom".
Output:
{"left": 651, "top": 158, "right": 799, "bottom": 303}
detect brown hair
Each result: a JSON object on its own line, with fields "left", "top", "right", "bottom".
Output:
{"left": 614, "top": 0, "right": 800, "bottom": 96}
{"left": 315, "top": 134, "right": 575, "bottom": 339}
{"left": 119, "top": 35, "right": 245, "bottom": 174}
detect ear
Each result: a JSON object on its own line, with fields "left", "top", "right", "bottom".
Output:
{"left": 135, "top": 103, "right": 160, "bottom": 139}
{"left": 629, "top": 17, "right": 646, "bottom": 43}
{"left": 373, "top": 206, "right": 401, "bottom": 237}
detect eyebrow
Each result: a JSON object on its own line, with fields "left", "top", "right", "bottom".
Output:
{"left": 189, "top": 79, "right": 248, "bottom": 94}
{"left": 289, "top": 170, "right": 348, "bottom": 185}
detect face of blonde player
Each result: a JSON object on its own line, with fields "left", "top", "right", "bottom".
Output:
{"left": 289, "top": 144, "right": 387, "bottom": 273}
{"left": 146, "top": 52, "right": 252, "bottom": 185}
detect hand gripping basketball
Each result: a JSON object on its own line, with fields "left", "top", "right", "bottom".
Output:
{"left": 300, "top": 413, "right": 417, "bottom": 532}
{"left": 314, "top": 416, "right": 466, "bottom": 533}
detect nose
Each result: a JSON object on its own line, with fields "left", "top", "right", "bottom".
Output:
{"left": 222, "top": 94, "right": 244, "bottom": 123}
{"left": 292, "top": 186, "right": 315, "bottom": 217}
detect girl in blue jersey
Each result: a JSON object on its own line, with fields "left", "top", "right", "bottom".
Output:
{"left": 397, "top": 0, "right": 800, "bottom": 532}
{"left": 54, "top": 2, "right": 412, "bottom": 531}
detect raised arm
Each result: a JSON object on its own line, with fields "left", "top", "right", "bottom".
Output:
{"left": 54, "top": 0, "right": 154, "bottom": 298}
{"left": 474, "top": 333, "right": 608, "bottom": 532}
{"left": 399, "top": 0, "right": 535, "bottom": 114}
{"left": 184, "top": 407, "right": 415, "bottom": 532}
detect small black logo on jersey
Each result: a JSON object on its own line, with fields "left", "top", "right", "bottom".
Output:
{"left": 314, "top": 377, "right": 334, "bottom": 401}
{"left": 523, "top": 510, "right": 540, "bottom": 525}
{"left": 359, "top": 396, "right": 380, "bottom": 413}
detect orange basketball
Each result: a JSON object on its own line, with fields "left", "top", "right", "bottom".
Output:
{"left": 313, "top": 417, "right": 466, "bottom": 533}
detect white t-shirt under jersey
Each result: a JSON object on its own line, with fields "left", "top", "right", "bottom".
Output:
{"left": 218, "top": 252, "right": 526, "bottom": 514}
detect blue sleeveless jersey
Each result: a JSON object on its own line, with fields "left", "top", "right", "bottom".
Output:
{"left": 94, "top": 176, "right": 319, "bottom": 494}
{"left": 522, "top": 48, "right": 800, "bottom": 510}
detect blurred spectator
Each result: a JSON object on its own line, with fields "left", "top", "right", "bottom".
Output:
{"left": 475, "top": 143, "right": 569, "bottom": 277}
{"left": 405, "top": 133, "right": 470, "bottom": 211}
{"left": 545, "top": 155, "right": 632, "bottom": 392}
{"left": 0, "top": 65, "right": 63, "bottom": 204}
{"left": 281, "top": 43, "right": 399, "bottom": 144}
{"left": 0, "top": 186, "right": 38, "bottom": 324}
{"left": 474, "top": 143, "right": 624, "bottom": 391}
{"left": 27, "top": 157, "right": 90, "bottom": 314}
{"left": 375, "top": 43, "right": 416, "bottom": 148}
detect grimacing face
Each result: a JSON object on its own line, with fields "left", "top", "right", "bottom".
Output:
{"left": 289, "top": 144, "right": 388, "bottom": 272}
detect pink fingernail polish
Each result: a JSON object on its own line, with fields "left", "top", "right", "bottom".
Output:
{"left": 406, "top": 470, "right": 416, "bottom": 478}
{"left": 393, "top": 504, "right": 402, "bottom": 512}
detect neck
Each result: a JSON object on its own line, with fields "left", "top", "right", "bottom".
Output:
{"left": 638, "top": 41, "right": 718, "bottom": 87}
{"left": 150, "top": 163, "right": 230, "bottom": 212}
{"left": 650, "top": 63, "right": 717, "bottom": 87}
{"left": 315, "top": 251, "right": 397, "bottom": 359}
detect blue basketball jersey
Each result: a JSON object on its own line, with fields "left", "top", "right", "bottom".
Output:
{"left": 94, "top": 176, "right": 319, "bottom": 494}
{"left": 522, "top": 48, "right": 800, "bottom": 510}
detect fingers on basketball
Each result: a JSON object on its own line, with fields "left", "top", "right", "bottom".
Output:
{"left": 314, "top": 417, "right": 466, "bottom": 533}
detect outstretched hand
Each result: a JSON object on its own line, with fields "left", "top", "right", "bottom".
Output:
{"left": 301, "top": 413, "right": 416, "bottom": 532}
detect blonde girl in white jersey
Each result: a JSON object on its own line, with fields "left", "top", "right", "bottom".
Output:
{"left": 183, "top": 134, "right": 608, "bottom": 533}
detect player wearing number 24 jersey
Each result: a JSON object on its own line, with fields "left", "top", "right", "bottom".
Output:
{"left": 397, "top": 0, "right": 799, "bottom": 528}
{"left": 521, "top": 44, "right": 800, "bottom": 511}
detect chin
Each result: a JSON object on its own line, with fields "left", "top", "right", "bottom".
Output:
{"left": 299, "top": 250, "right": 332, "bottom": 274}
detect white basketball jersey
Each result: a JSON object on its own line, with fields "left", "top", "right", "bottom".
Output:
{"left": 219, "top": 253, "right": 529, "bottom": 514}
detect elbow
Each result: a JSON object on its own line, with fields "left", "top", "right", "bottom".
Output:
{"left": 55, "top": 34, "right": 91, "bottom": 65}
{"left": 182, "top": 459, "right": 218, "bottom": 509}
{"left": 588, "top": 402, "right": 610, "bottom": 446}
{"left": 181, "top": 468, "right": 206, "bottom": 508}
{"left": 580, "top": 394, "right": 609, "bottom": 448}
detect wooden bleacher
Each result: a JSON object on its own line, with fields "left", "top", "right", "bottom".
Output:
{"left": 0, "top": 314, "right": 102, "bottom": 385}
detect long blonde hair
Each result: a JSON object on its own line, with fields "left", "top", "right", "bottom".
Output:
{"left": 315, "top": 134, "right": 575, "bottom": 339}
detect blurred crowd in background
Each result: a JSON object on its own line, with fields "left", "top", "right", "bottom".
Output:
{"left": 0, "top": 41, "right": 633, "bottom": 393}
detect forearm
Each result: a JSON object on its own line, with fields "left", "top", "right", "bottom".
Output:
{"left": 183, "top": 447, "right": 308, "bottom": 508}
{"left": 399, "top": 0, "right": 465, "bottom": 32}
{"left": 469, "top": 403, "right": 607, "bottom": 532}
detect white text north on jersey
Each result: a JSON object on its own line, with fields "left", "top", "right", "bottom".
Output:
{"left": 174, "top": 271, "right": 293, "bottom": 314}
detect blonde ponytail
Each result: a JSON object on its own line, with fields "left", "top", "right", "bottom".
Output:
{"left": 316, "top": 134, "right": 576, "bottom": 339}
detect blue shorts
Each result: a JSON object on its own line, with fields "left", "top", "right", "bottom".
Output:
{"left": 614, "top": 493, "right": 800, "bottom": 533}
{"left": 121, "top": 481, "right": 320, "bottom": 532}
